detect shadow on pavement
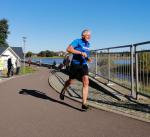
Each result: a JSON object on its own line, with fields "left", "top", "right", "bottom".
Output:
{"left": 57, "top": 69, "right": 121, "bottom": 101}
{"left": 88, "top": 79, "right": 121, "bottom": 101}
{"left": 87, "top": 98, "right": 150, "bottom": 113}
{"left": 19, "top": 89, "right": 84, "bottom": 112}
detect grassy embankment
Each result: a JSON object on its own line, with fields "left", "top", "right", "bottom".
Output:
{"left": 20, "top": 66, "right": 37, "bottom": 75}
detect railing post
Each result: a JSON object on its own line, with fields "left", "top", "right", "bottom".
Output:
{"left": 95, "top": 51, "right": 98, "bottom": 77}
{"left": 135, "top": 45, "right": 139, "bottom": 98}
{"left": 108, "top": 49, "right": 110, "bottom": 83}
{"left": 130, "top": 45, "right": 137, "bottom": 99}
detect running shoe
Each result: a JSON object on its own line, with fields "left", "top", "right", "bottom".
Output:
{"left": 82, "top": 104, "right": 89, "bottom": 110}
{"left": 59, "top": 89, "right": 65, "bottom": 100}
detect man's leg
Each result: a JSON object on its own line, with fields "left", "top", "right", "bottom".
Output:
{"left": 82, "top": 75, "right": 89, "bottom": 108}
{"left": 11, "top": 67, "right": 14, "bottom": 76}
{"left": 60, "top": 78, "right": 74, "bottom": 100}
{"left": 7, "top": 67, "right": 11, "bottom": 77}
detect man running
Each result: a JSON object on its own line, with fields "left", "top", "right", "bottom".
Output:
{"left": 60, "top": 29, "right": 92, "bottom": 110}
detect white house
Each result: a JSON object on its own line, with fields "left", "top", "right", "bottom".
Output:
{"left": 0, "top": 46, "right": 24, "bottom": 70}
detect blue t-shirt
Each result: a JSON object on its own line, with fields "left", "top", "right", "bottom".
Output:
{"left": 70, "top": 39, "right": 90, "bottom": 65}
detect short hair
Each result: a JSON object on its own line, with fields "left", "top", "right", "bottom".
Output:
{"left": 81, "top": 29, "right": 91, "bottom": 36}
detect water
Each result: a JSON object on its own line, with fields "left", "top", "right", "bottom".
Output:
{"left": 30, "top": 58, "right": 64, "bottom": 65}
{"left": 31, "top": 58, "right": 129, "bottom": 65}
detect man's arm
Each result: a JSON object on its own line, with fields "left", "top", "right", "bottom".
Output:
{"left": 66, "top": 45, "right": 87, "bottom": 58}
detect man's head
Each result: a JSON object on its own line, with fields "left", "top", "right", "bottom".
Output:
{"left": 81, "top": 29, "right": 91, "bottom": 41}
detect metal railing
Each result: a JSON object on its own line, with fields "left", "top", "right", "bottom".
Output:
{"left": 89, "top": 41, "right": 150, "bottom": 98}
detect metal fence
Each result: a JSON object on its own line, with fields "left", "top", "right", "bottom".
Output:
{"left": 89, "top": 41, "right": 150, "bottom": 98}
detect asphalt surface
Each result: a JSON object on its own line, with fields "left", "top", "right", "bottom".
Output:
{"left": 0, "top": 67, "right": 150, "bottom": 137}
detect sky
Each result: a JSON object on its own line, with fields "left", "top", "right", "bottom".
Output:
{"left": 0, "top": 0, "right": 150, "bottom": 53}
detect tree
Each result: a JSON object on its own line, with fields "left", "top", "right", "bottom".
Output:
{"left": 38, "top": 51, "right": 46, "bottom": 57}
{"left": 37, "top": 50, "right": 57, "bottom": 57}
{"left": 26, "top": 51, "right": 33, "bottom": 57}
{"left": 0, "top": 18, "right": 10, "bottom": 47}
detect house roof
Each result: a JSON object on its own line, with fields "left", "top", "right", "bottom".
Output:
{"left": 11, "top": 47, "right": 24, "bottom": 59}
{"left": 0, "top": 46, "right": 24, "bottom": 59}
{"left": 0, "top": 47, "right": 7, "bottom": 55}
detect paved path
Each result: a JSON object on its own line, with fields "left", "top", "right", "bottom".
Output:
{"left": 0, "top": 67, "right": 150, "bottom": 137}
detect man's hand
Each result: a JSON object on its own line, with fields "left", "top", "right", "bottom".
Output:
{"left": 81, "top": 52, "right": 87, "bottom": 58}
{"left": 87, "top": 58, "right": 93, "bottom": 63}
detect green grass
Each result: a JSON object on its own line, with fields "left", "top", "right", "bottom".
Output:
{"left": 139, "top": 85, "right": 150, "bottom": 96}
{"left": 20, "top": 66, "right": 37, "bottom": 75}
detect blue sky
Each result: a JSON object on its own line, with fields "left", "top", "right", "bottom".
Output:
{"left": 0, "top": 0, "right": 150, "bottom": 53}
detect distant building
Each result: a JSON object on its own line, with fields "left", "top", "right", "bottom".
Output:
{"left": 0, "top": 46, "right": 23, "bottom": 70}
{"left": 56, "top": 51, "right": 67, "bottom": 57}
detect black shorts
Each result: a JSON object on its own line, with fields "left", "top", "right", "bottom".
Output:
{"left": 69, "top": 63, "right": 88, "bottom": 79}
